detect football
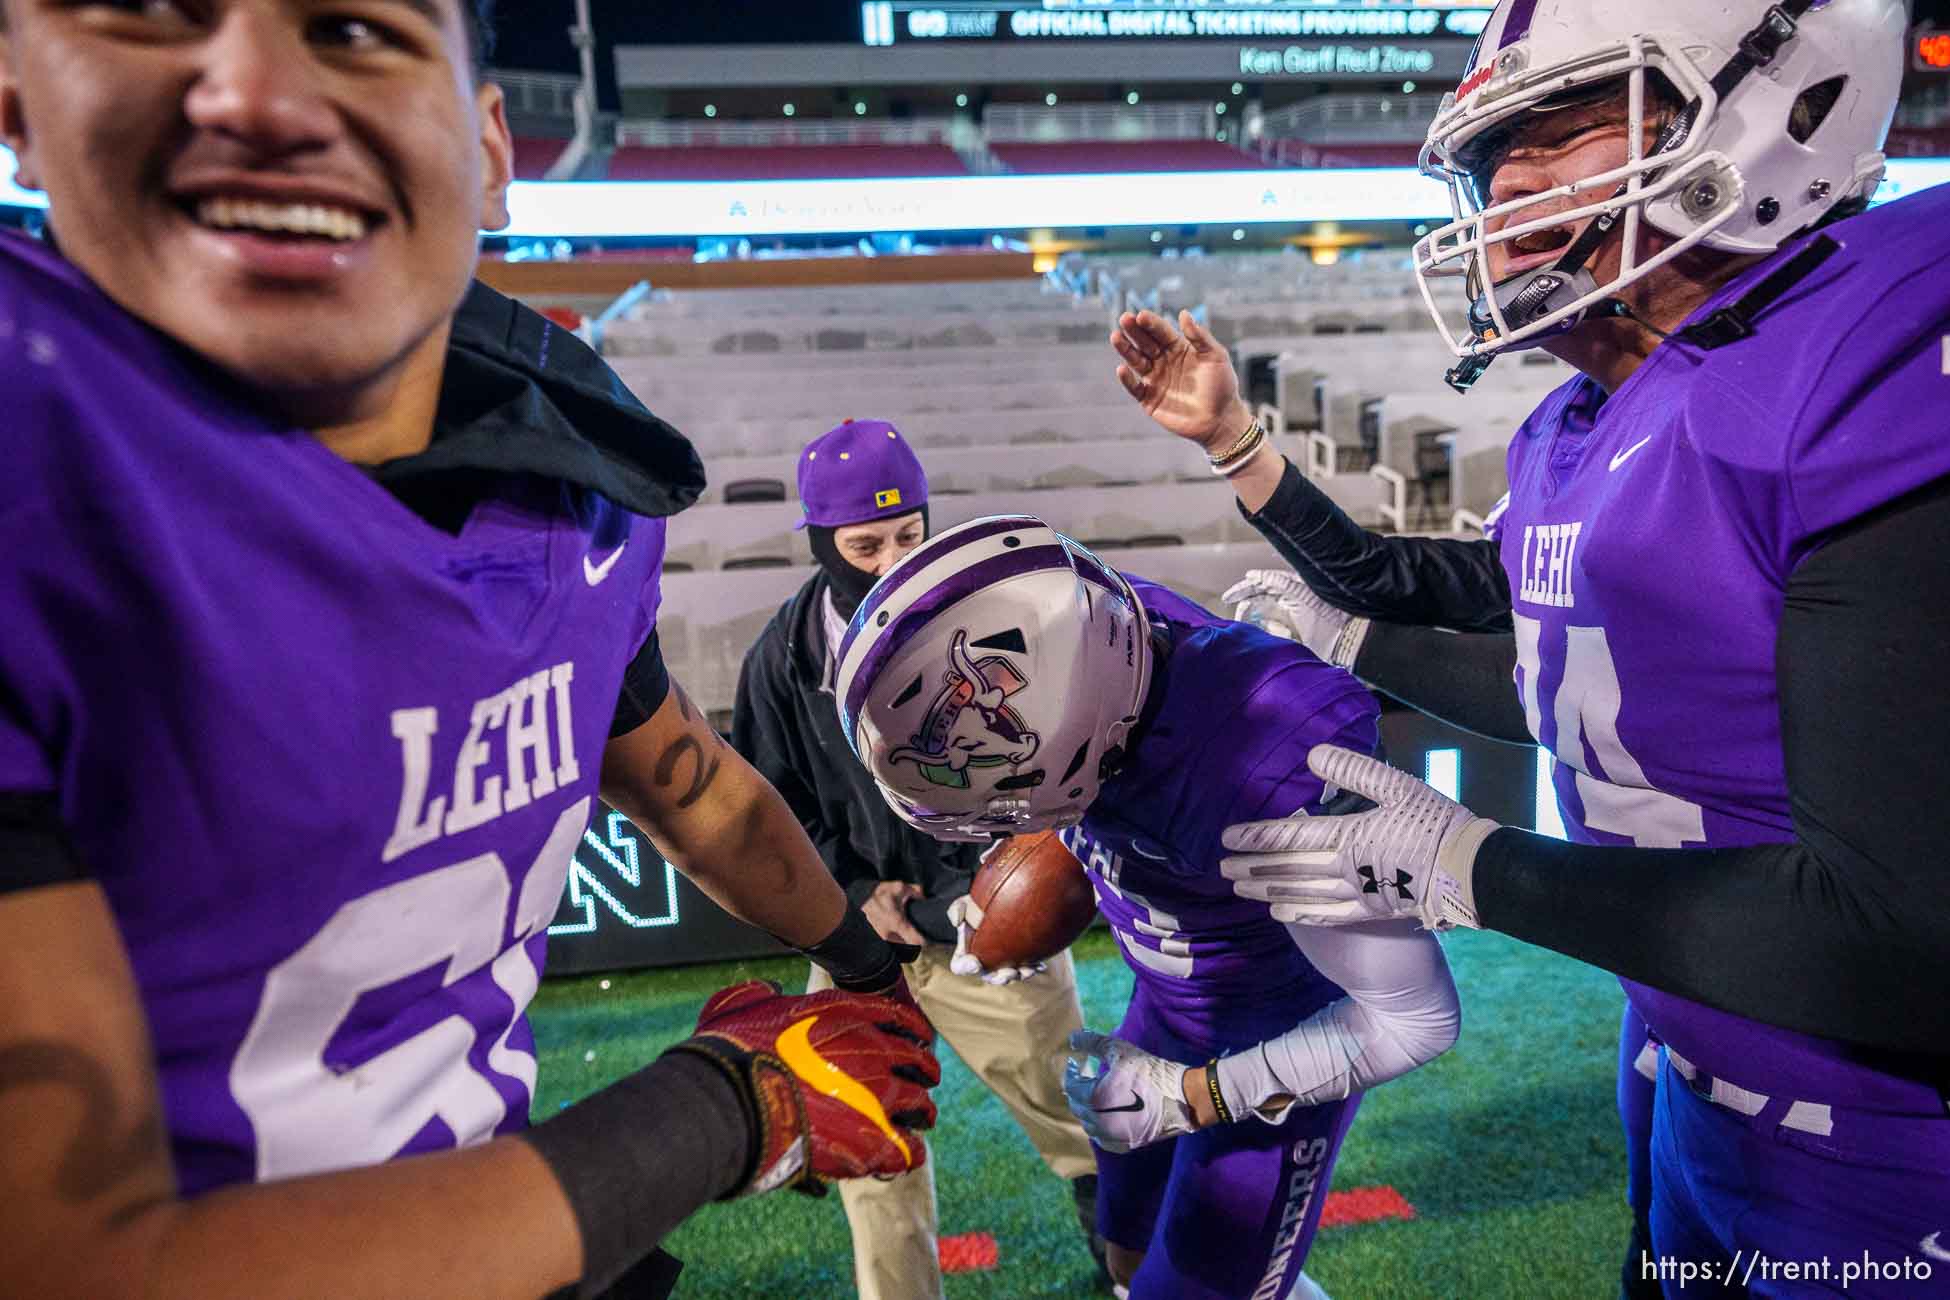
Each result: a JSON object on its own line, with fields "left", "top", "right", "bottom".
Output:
{"left": 967, "top": 831, "right": 1098, "bottom": 969}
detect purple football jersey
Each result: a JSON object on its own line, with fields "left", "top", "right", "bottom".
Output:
{"left": 1059, "top": 578, "right": 1382, "bottom": 1050}
{"left": 1496, "top": 185, "right": 1950, "bottom": 1109}
{"left": 0, "top": 234, "right": 668, "bottom": 1194}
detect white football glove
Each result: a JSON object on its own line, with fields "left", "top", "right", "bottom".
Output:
{"left": 1223, "top": 569, "right": 1370, "bottom": 670}
{"left": 1062, "top": 1029, "right": 1200, "bottom": 1154}
{"left": 1220, "top": 745, "right": 1500, "bottom": 930}
{"left": 946, "top": 895, "right": 1047, "bottom": 986}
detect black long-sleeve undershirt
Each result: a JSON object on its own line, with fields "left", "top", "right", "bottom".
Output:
{"left": 1241, "top": 453, "right": 1950, "bottom": 1059}
{"left": 1476, "top": 476, "right": 1950, "bottom": 1058}
{"left": 1352, "top": 625, "right": 1532, "bottom": 745}
{"left": 1239, "top": 456, "right": 1531, "bottom": 743}
{"left": 1244, "top": 457, "right": 1513, "bottom": 631}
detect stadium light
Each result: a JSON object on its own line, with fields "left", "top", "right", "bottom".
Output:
{"left": 1045, "top": 92, "right": 1058, "bottom": 106}
{"left": 1424, "top": 750, "right": 1462, "bottom": 803}
{"left": 1231, "top": 82, "right": 1245, "bottom": 95}
{"left": 1214, "top": 102, "right": 1227, "bottom": 115}
{"left": 704, "top": 104, "right": 717, "bottom": 118}
{"left": 956, "top": 93, "right": 969, "bottom": 108}
{"left": 1534, "top": 751, "right": 1568, "bottom": 840}
{"left": 1126, "top": 91, "right": 1140, "bottom": 105}
{"left": 855, "top": 101, "right": 868, "bottom": 115}
{"left": 783, "top": 102, "right": 796, "bottom": 117}
{"left": 1403, "top": 81, "right": 1418, "bottom": 94}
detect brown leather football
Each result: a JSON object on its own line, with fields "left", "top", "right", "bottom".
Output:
{"left": 966, "top": 831, "right": 1098, "bottom": 969}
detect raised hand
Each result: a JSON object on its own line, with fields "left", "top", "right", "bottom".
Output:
{"left": 1110, "top": 308, "right": 1254, "bottom": 453}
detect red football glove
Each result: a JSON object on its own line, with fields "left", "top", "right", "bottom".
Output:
{"left": 666, "top": 979, "right": 940, "bottom": 1197}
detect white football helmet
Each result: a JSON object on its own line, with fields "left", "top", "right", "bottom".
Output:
{"left": 1415, "top": 0, "right": 1906, "bottom": 387}
{"left": 834, "top": 516, "right": 1152, "bottom": 843}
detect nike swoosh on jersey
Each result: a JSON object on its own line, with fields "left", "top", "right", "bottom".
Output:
{"left": 583, "top": 543, "right": 627, "bottom": 586}
{"left": 1092, "top": 1092, "right": 1146, "bottom": 1114}
{"left": 1608, "top": 437, "right": 1654, "bottom": 472}
{"left": 776, "top": 1015, "right": 912, "bottom": 1163}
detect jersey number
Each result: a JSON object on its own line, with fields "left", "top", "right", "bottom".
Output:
{"left": 1513, "top": 615, "right": 1705, "bottom": 849}
{"left": 229, "top": 798, "right": 589, "bottom": 1180}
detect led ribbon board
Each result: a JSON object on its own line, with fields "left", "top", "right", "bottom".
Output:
{"left": 861, "top": 0, "right": 1497, "bottom": 45}
{"left": 4, "top": 149, "right": 1945, "bottom": 242}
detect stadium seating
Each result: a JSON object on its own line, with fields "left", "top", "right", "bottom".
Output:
{"left": 665, "top": 475, "right": 1389, "bottom": 571}
{"left": 659, "top": 539, "right": 1302, "bottom": 717}
{"left": 990, "top": 141, "right": 1265, "bottom": 174}
{"left": 672, "top": 406, "right": 1158, "bottom": 458}
{"left": 694, "top": 438, "right": 1210, "bottom": 504}
{"left": 607, "top": 145, "right": 970, "bottom": 180}
{"left": 510, "top": 137, "right": 567, "bottom": 180}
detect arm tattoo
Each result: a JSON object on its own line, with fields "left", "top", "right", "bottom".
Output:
{"left": 653, "top": 736, "right": 722, "bottom": 810}
{"left": 0, "top": 1040, "right": 170, "bottom": 1217}
{"left": 672, "top": 685, "right": 724, "bottom": 747}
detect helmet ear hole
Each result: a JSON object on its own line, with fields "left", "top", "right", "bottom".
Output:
{"left": 1788, "top": 76, "right": 1847, "bottom": 145}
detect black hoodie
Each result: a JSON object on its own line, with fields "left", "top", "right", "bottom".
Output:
{"left": 373, "top": 280, "right": 707, "bottom": 733}
{"left": 731, "top": 573, "right": 978, "bottom": 943}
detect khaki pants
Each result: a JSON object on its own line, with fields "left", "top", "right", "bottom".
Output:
{"left": 807, "top": 945, "right": 1095, "bottom": 1300}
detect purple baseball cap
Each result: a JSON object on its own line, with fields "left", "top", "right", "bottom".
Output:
{"left": 795, "top": 419, "right": 929, "bottom": 530}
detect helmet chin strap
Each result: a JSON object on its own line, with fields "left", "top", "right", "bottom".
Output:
{"left": 1443, "top": 0, "right": 1817, "bottom": 393}
{"left": 1445, "top": 106, "right": 1699, "bottom": 393}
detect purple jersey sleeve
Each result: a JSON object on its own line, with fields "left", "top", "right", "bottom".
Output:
{"left": 628, "top": 515, "right": 670, "bottom": 656}
{"left": 1784, "top": 273, "right": 1950, "bottom": 556}
{"left": 0, "top": 703, "right": 55, "bottom": 796}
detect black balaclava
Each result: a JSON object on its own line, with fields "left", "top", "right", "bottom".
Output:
{"left": 810, "top": 506, "right": 930, "bottom": 621}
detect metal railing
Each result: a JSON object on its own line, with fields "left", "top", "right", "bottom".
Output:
{"left": 1256, "top": 94, "right": 1445, "bottom": 144}
{"left": 983, "top": 101, "right": 1217, "bottom": 143}
{"left": 487, "top": 69, "right": 581, "bottom": 122}
{"left": 615, "top": 118, "right": 965, "bottom": 149}
{"left": 1371, "top": 465, "right": 1408, "bottom": 533}
{"left": 590, "top": 281, "right": 654, "bottom": 356}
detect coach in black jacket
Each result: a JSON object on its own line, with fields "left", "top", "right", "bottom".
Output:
{"left": 730, "top": 420, "right": 1102, "bottom": 1300}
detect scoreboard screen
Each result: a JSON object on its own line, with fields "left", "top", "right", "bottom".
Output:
{"left": 863, "top": 0, "right": 1496, "bottom": 45}
{"left": 545, "top": 801, "right": 786, "bottom": 976}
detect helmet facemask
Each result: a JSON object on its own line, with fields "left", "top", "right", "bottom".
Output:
{"left": 1417, "top": 41, "right": 1738, "bottom": 388}
{"left": 1414, "top": 0, "right": 1905, "bottom": 391}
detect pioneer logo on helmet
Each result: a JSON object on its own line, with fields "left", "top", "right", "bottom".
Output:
{"left": 890, "top": 631, "right": 1042, "bottom": 789}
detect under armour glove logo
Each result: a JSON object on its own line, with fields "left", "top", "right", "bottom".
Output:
{"left": 1357, "top": 865, "right": 1416, "bottom": 901}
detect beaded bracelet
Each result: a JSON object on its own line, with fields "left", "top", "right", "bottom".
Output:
{"left": 1208, "top": 420, "right": 1267, "bottom": 478}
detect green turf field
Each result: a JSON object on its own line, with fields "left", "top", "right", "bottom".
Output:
{"left": 531, "top": 928, "right": 1632, "bottom": 1299}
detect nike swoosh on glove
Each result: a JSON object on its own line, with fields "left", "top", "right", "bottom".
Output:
{"left": 665, "top": 979, "right": 940, "bottom": 1197}
{"left": 1222, "top": 569, "right": 1370, "bottom": 669}
{"left": 947, "top": 895, "right": 1047, "bottom": 986}
{"left": 1220, "top": 744, "right": 1500, "bottom": 930}
{"left": 1062, "top": 1029, "right": 1198, "bottom": 1154}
